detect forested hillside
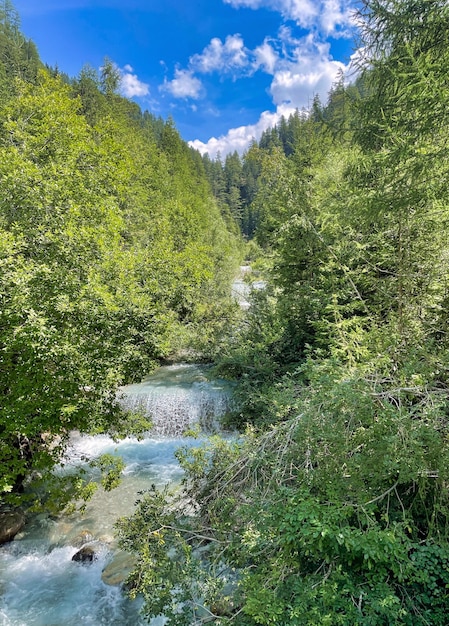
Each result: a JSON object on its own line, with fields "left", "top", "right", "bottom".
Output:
{"left": 117, "top": 1, "right": 449, "bottom": 624}
{"left": 0, "top": 2, "right": 241, "bottom": 506}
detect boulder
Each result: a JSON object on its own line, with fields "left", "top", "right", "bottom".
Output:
{"left": 101, "top": 551, "right": 136, "bottom": 586}
{"left": 72, "top": 545, "right": 98, "bottom": 564}
{"left": 72, "top": 529, "right": 95, "bottom": 547}
{"left": 0, "top": 511, "right": 25, "bottom": 544}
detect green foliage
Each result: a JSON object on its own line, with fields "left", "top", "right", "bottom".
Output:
{"left": 0, "top": 13, "right": 241, "bottom": 507}
{"left": 0, "top": 0, "right": 41, "bottom": 96}
{"left": 118, "top": 358, "right": 449, "bottom": 625}
{"left": 6, "top": 2, "right": 449, "bottom": 624}
{"left": 115, "top": 2, "right": 449, "bottom": 624}
{"left": 116, "top": 484, "right": 238, "bottom": 626}
{"left": 90, "top": 453, "right": 125, "bottom": 491}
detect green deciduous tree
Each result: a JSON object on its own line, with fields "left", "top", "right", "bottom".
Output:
{"left": 0, "top": 62, "right": 241, "bottom": 506}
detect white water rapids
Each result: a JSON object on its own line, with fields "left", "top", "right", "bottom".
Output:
{"left": 231, "top": 265, "right": 265, "bottom": 311}
{"left": 0, "top": 365, "right": 235, "bottom": 626}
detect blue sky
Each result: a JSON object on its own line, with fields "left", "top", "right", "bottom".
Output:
{"left": 14, "top": 0, "right": 358, "bottom": 157}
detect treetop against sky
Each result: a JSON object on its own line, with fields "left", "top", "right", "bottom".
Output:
{"left": 14, "top": 0, "right": 357, "bottom": 157}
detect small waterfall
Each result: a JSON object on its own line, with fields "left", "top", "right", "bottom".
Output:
{"left": 118, "top": 364, "right": 235, "bottom": 435}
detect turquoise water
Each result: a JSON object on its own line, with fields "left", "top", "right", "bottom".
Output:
{"left": 0, "top": 365, "right": 234, "bottom": 626}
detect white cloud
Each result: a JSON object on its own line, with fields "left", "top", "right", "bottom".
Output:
{"left": 190, "top": 32, "right": 348, "bottom": 158}
{"left": 222, "top": 0, "right": 264, "bottom": 10}
{"left": 270, "top": 36, "right": 346, "bottom": 107}
{"left": 161, "top": 69, "right": 203, "bottom": 99}
{"left": 190, "top": 35, "right": 249, "bottom": 74}
{"left": 286, "top": 0, "right": 319, "bottom": 26}
{"left": 223, "top": 0, "right": 354, "bottom": 35}
{"left": 253, "top": 39, "right": 279, "bottom": 74}
{"left": 270, "top": 64, "right": 341, "bottom": 106}
{"left": 171, "top": 0, "right": 354, "bottom": 156}
{"left": 121, "top": 73, "right": 150, "bottom": 98}
{"left": 189, "top": 105, "right": 295, "bottom": 158}
{"left": 161, "top": 34, "right": 250, "bottom": 100}
{"left": 161, "top": 0, "right": 352, "bottom": 99}
{"left": 321, "top": 0, "right": 354, "bottom": 34}
{"left": 115, "top": 64, "right": 149, "bottom": 98}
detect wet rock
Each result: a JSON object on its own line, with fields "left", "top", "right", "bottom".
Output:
{"left": 72, "top": 529, "right": 95, "bottom": 547}
{"left": 0, "top": 511, "right": 25, "bottom": 544}
{"left": 101, "top": 551, "right": 136, "bottom": 586}
{"left": 98, "top": 534, "right": 114, "bottom": 546}
{"left": 72, "top": 545, "right": 98, "bottom": 564}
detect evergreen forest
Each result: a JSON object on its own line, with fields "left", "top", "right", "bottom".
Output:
{"left": 3, "top": 0, "right": 449, "bottom": 624}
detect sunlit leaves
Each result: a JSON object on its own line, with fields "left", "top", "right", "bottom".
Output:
{"left": 0, "top": 65, "right": 240, "bottom": 506}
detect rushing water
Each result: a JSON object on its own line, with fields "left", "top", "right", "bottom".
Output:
{"left": 118, "top": 363, "right": 233, "bottom": 435}
{"left": 232, "top": 265, "right": 266, "bottom": 310}
{"left": 0, "top": 365, "right": 234, "bottom": 626}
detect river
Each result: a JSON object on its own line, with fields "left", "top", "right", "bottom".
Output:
{"left": 0, "top": 364, "right": 235, "bottom": 626}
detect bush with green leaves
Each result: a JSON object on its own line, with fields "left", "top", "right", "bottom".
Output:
{"left": 116, "top": 355, "right": 449, "bottom": 625}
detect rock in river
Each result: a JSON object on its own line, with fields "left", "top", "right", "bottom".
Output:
{"left": 101, "top": 551, "right": 136, "bottom": 586}
{"left": 72, "top": 545, "right": 98, "bottom": 564}
{"left": 0, "top": 510, "right": 25, "bottom": 544}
